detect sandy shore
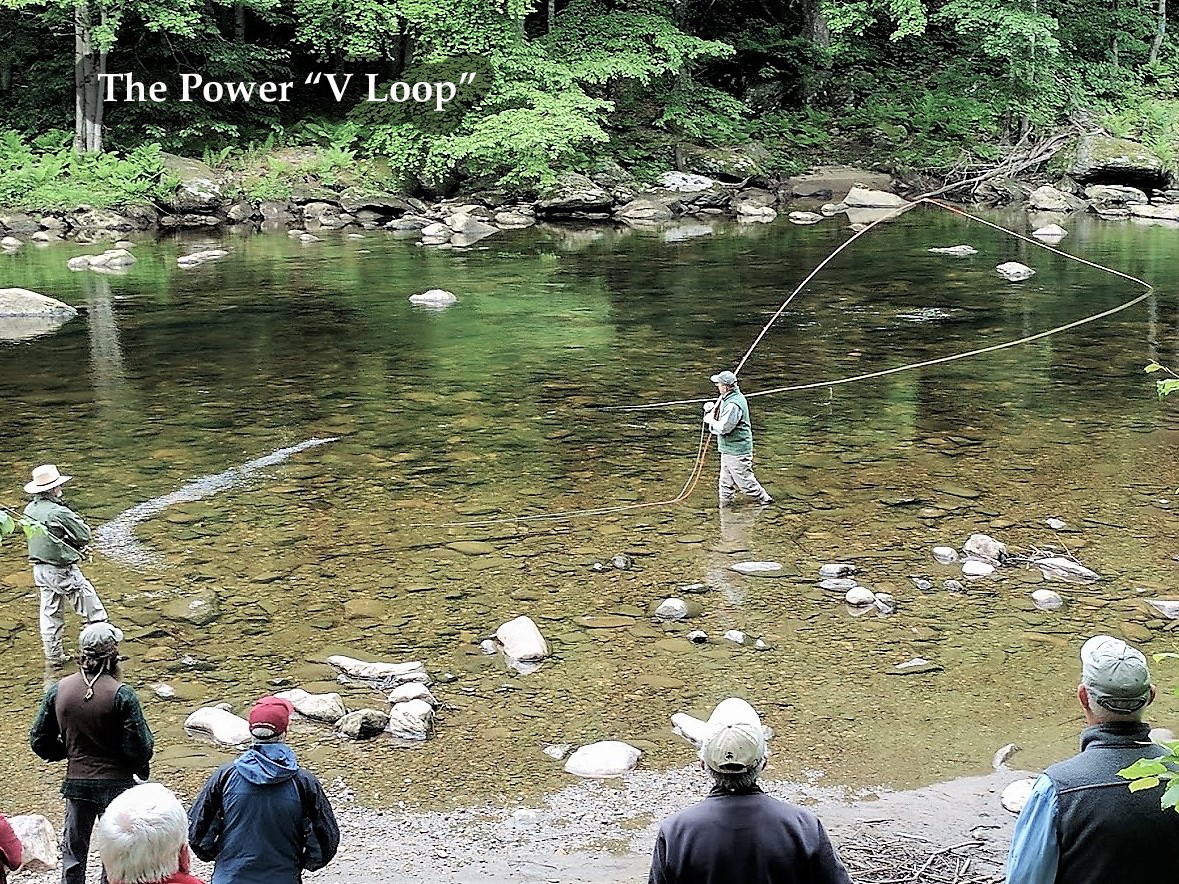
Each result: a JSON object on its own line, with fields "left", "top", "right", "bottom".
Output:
{"left": 19, "top": 764, "right": 1023, "bottom": 883}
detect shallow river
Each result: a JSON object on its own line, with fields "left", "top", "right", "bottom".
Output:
{"left": 2, "top": 206, "right": 1179, "bottom": 814}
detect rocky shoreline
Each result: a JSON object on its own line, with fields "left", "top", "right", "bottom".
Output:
{"left": 0, "top": 132, "right": 1176, "bottom": 251}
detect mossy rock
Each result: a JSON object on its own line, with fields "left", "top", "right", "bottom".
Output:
{"left": 1050, "top": 134, "right": 1168, "bottom": 187}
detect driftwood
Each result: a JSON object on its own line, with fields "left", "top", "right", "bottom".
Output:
{"left": 837, "top": 826, "right": 1005, "bottom": 884}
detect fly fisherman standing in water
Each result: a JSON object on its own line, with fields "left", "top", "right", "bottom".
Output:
{"left": 23, "top": 464, "right": 110, "bottom": 665}
{"left": 703, "top": 371, "right": 773, "bottom": 506}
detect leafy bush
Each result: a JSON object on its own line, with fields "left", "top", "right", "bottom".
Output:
{"left": 0, "top": 130, "right": 169, "bottom": 210}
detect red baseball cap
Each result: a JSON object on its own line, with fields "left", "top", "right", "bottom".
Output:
{"left": 248, "top": 696, "right": 293, "bottom": 739}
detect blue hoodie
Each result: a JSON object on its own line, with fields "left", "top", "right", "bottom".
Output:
{"left": 189, "top": 742, "right": 339, "bottom": 884}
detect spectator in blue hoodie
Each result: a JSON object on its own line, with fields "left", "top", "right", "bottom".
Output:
{"left": 187, "top": 696, "right": 339, "bottom": 884}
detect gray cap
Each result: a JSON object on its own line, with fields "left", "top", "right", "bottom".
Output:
{"left": 1081, "top": 635, "right": 1151, "bottom": 714}
{"left": 79, "top": 621, "right": 123, "bottom": 652}
{"left": 710, "top": 370, "right": 738, "bottom": 386}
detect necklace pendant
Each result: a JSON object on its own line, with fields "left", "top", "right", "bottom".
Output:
{"left": 83, "top": 688, "right": 93, "bottom": 701}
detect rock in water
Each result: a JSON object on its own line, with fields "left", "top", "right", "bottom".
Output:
{"left": 787, "top": 211, "right": 823, "bottom": 225}
{"left": 1001, "top": 777, "right": 1038, "bottom": 814}
{"left": 928, "top": 245, "right": 978, "bottom": 256}
{"left": 1031, "top": 589, "right": 1063, "bottom": 611}
{"left": 962, "top": 559, "right": 995, "bottom": 579}
{"left": 671, "top": 713, "right": 710, "bottom": 746}
{"left": 964, "top": 533, "right": 1006, "bottom": 562}
{"left": 932, "top": 546, "right": 959, "bottom": 564}
{"left": 328, "top": 655, "right": 430, "bottom": 683}
{"left": 723, "top": 630, "right": 746, "bottom": 644}
{"left": 387, "top": 683, "right": 438, "bottom": 706}
{"left": 495, "top": 615, "right": 549, "bottom": 662}
{"left": 819, "top": 563, "right": 856, "bottom": 578}
{"left": 8, "top": 814, "right": 59, "bottom": 871}
{"left": 1145, "top": 600, "right": 1179, "bottom": 620}
{"left": 564, "top": 741, "right": 642, "bottom": 778}
{"left": 845, "top": 586, "right": 876, "bottom": 607}
{"left": 655, "top": 598, "right": 689, "bottom": 620}
{"left": 1032, "top": 224, "right": 1068, "bottom": 243}
{"left": 731, "top": 561, "right": 784, "bottom": 575}
{"left": 992, "top": 742, "right": 1020, "bottom": 771}
{"left": 275, "top": 688, "right": 347, "bottom": 723}
{"left": 1035, "top": 557, "right": 1101, "bottom": 583}
{"left": 409, "top": 289, "right": 457, "bottom": 307}
{"left": 819, "top": 577, "right": 857, "bottom": 591}
{"left": 996, "top": 262, "right": 1035, "bottom": 282}
{"left": 184, "top": 706, "right": 251, "bottom": 746}
{"left": 338, "top": 708, "right": 389, "bottom": 740}
{"left": 873, "top": 593, "right": 896, "bottom": 614}
{"left": 385, "top": 699, "right": 435, "bottom": 741}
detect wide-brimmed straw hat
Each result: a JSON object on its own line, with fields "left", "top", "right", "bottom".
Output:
{"left": 25, "top": 464, "right": 71, "bottom": 495}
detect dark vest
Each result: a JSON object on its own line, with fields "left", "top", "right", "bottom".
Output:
{"left": 715, "top": 389, "right": 754, "bottom": 455}
{"left": 1046, "top": 721, "right": 1179, "bottom": 884}
{"left": 55, "top": 672, "right": 134, "bottom": 781}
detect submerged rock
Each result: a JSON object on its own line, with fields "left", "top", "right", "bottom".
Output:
{"left": 819, "top": 578, "right": 857, "bottom": 591}
{"left": 889, "top": 657, "right": 943, "bottom": 676}
{"left": 686, "top": 629, "right": 709, "bottom": 644}
{"left": 1032, "top": 224, "right": 1068, "bottom": 243}
{"left": 543, "top": 743, "right": 572, "bottom": 760}
{"left": 1144, "top": 599, "right": 1179, "bottom": 619}
{"left": 962, "top": 559, "right": 995, "bottom": 579}
{"left": 992, "top": 742, "right": 1020, "bottom": 771}
{"left": 845, "top": 586, "right": 876, "bottom": 607}
{"left": 723, "top": 630, "right": 746, "bottom": 645}
{"left": 731, "top": 561, "right": 784, "bottom": 576}
{"left": 874, "top": 593, "right": 896, "bottom": 614}
{"left": 964, "top": 534, "right": 1007, "bottom": 562}
{"left": 563, "top": 741, "right": 642, "bottom": 778}
{"left": 387, "top": 683, "right": 438, "bottom": 707}
{"left": 176, "top": 249, "right": 228, "bottom": 268}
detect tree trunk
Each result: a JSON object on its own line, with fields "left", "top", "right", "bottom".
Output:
{"left": 1112, "top": 0, "right": 1120, "bottom": 66}
{"left": 802, "top": 0, "right": 832, "bottom": 103}
{"left": 547, "top": 0, "right": 555, "bottom": 33}
{"left": 1149, "top": 0, "right": 1166, "bottom": 63}
{"left": 235, "top": 1, "right": 246, "bottom": 43}
{"left": 74, "top": 1, "right": 87, "bottom": 152}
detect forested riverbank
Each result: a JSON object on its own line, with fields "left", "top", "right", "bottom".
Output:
{"left": 1, "top": 0, "right": 1178, "bottom": 215}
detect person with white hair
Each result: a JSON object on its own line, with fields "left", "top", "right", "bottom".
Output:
{"left": 93, "top": 783, "right": 204, "bottom": 884}
{"left": 1005, "top": 635, "right": 1179, "bottom": 884}
{"left": 648, "top": 698, "right": 850, "bottom": 884}
{"left": 22, "top": 463, "right": 110, "bottom": 664}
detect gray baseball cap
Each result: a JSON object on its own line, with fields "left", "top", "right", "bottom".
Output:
{"left": 710, "top": 370, "right": 738, "bottom": 385}
{"left": 1081, "top": 635, "right": 1151, "bottom": 713}
{"left": 79, "top": 621, "right": 123, "bottom": 652}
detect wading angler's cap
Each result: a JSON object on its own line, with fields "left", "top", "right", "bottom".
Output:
{"left": 1081, "top": 635, "right": 1152, "bottom": 714}
{"left": 249, "top": 696, "right": 293, "bottom": 739}
{"left": 79, "top": 622, "right": 123, "bottom": 652}
{"left": 710, "top": 370, "right": 738, "bottom": 386}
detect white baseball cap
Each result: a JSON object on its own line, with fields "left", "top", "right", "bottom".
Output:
{"left": 699, "top": 697, "right": 767, "bottom": 773}
{"left": 1081, "top": 635, "right": 1151, "bottom": 714}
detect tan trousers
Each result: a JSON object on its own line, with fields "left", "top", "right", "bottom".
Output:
{"left": 32, "top": 563, "right": 108, "bottom": 662}
{"left": 719, "top": 453, "right": 770, "bottom": 504}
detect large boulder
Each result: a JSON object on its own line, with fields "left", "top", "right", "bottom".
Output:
{"left": 184, "top": 705, "right": 250, "bottom": 746}
{"left": 844, "top": 187, "right": 908, "bottom": 209}
{"left": 162, "top": 154, "right": 223, "bottom": 213}
{"left": 446, "top": 213, "right": 499, "bottom": 246}
{"left": 1084, "top": 184, "right": 1148, "bottom": 206}
{"left": 0, "top": 288, "right": 77, "bottom": 317}
{"left": 338, "top": 708, "right": 389, "bottom": 740}
{"left": 615, "top": 197, "right": 675, "bottom": 223}
{"left": 69, "top": 208, "right": 134, "bottom": 231}
{"left": 675, "top": 143, "right": 771, "bottom": 183}
{"left": 0, "top": 213, "right": 41, "bottom": 236}
{"left": 563, "top": 740, "right": 642, "bottom": 777}
{"left": 1027, "top": 185, "right": 1085, "bottom": 213}
{"left": 385, "top": 698, "right": 435, "bottom": 740}
{"left": 535, "top": 174, "right": 613, "bottom": 216}
{"left": 788, "top": 166, "right": 894, "bottom": 200}
{"left": 8, "top": 814, "right": 59, "bottom": 871}
{"left": 1058, "top": 135, "right": 1168, "bottom": 188}
{"left": 1130, "top": 203, "right": 1179, "bottom": 221}
{"left": 495, "top": 615, "right": 549, "bottom": 663}
{"left": 338, "top": 192, "right": 413, "bottom": 216}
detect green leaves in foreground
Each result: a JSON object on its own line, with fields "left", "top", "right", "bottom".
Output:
{"left": 1145, "top": 362, "right": 1179, "bottom": 400}
{"left": 0, "top": 510, "right": 46, "bottom": 545}
{"left": 1119, "top": 752, "right": 1179, "bottom": 811}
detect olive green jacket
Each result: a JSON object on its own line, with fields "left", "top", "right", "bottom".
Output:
{"left": 24, "top": 495, "right": 91, "bottom": 565}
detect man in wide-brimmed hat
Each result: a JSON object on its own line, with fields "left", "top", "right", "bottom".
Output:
{"left": 23, "top": 464, "right": 109, "bottom": 664}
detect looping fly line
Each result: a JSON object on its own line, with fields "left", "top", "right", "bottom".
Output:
{"left": 431, "top": 197, "right": 1152, "bottom": 528}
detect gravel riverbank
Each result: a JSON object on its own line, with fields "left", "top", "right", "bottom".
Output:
{"left": 21, "top": 765, "right": 1022, "bottom": 883}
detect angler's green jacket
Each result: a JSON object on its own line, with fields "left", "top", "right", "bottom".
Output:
{"left": 24, "top": 495, "right": 91, "bottom": 565}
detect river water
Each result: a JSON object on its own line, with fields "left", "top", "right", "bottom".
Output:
{"left": 2, "top": 207, "right": 1179, "bottom": 815}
